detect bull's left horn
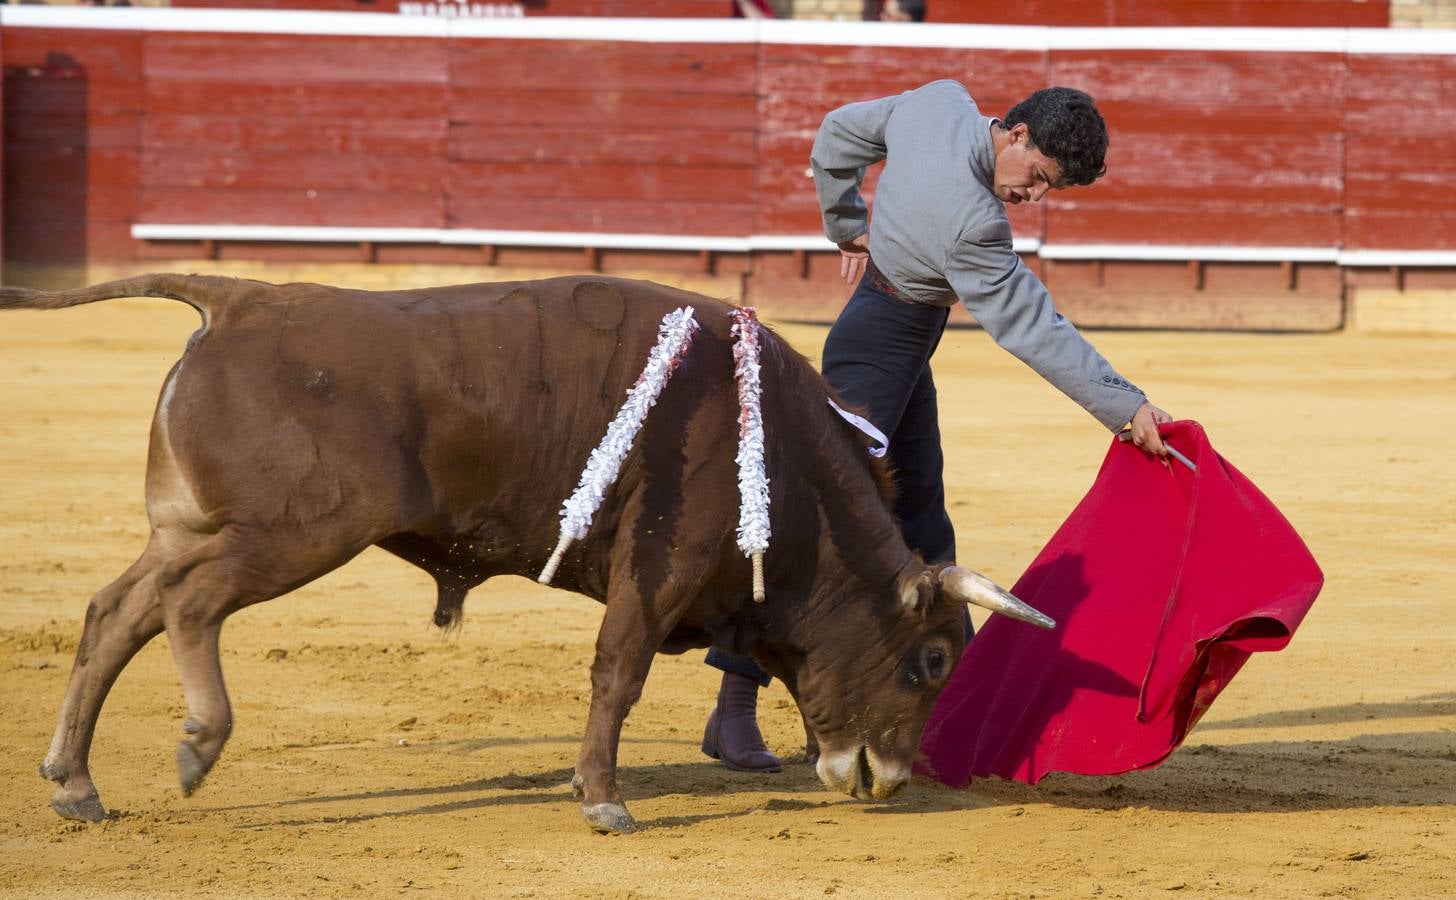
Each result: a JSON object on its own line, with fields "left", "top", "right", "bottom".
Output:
{"left": 940, "top": 567, "right": 1056, "bottom": 629}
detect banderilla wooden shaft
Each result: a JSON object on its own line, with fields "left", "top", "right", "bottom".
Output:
{"left": 539, "top": 533, "right": 572, "bottom": 585}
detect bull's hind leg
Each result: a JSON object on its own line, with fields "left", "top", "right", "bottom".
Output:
{"left": 41, "top": 539, "right": 181, "bottom": 821}
{"left": 158, "top": 526, "right": 374, "bottom": 799}
{"left": 163, "top": 557, "right": 234, "bottom": 799}
{"left": 42, "top": 523, "right": 372, "bottom": 821}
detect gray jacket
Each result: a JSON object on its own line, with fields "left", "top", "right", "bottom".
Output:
{"left": 810, "top": 79, "right": 1146, "bottom": 433}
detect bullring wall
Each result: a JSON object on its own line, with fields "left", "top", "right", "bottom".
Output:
{"left": 3, "top": 8, "right": 1455, "bottom": 330}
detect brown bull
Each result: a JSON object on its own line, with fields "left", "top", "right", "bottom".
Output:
{"left": 0, "top": 273, "right": 1050, "bottom": 833}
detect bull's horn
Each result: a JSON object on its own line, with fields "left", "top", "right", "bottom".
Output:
{"left": 940, "top": 567, "right": 1056, "bottom": 630}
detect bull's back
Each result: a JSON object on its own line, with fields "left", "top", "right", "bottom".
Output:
{"left": 161, "top": 276, "right": 742, "bottom": 547}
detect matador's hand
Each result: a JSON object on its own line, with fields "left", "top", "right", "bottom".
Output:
{"left": 1127, "top": 402, "right": 1173, "bottom": 458}
{"left": 838, "top": 234, "right": 870, "bottom": 285}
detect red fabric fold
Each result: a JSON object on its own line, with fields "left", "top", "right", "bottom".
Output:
{"left": 918, "top": 421, "right": 1323, "bottom": 786}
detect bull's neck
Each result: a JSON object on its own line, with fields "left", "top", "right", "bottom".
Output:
{"left": 794, "top": 411, "right": 917, "bottom": 614}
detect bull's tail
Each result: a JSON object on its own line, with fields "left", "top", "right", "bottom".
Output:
{"left": 0, "top": 273, "right": 229, "bottom": 316}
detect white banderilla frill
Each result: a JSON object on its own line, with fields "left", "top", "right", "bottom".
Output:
{"left": 538, "top": 306, "right": 699, "bottom": 585}
{"left": 730, "top": 307, "right": 771, "bottom": 602}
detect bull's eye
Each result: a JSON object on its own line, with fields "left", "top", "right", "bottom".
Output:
{"left": 925, "top": 648, "right": 947, "bottom": 681}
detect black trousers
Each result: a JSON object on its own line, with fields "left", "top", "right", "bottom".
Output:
{"left": 706, "top": 272, "right": 964, "bottom": 684}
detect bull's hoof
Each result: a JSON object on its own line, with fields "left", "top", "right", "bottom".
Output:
{"left": 176, "top": 742, "right": 212, "bottom": 797}
{"left": 38, "top": 760, "right": 66, "bottom": 783}
{"left": 581, "top": 802, "right": 635, "bottom": 834}
{"left": 51, "top": 789, "right": 107, "bottom": 823}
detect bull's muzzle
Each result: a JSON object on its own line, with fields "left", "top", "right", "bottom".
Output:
{"left": 816, "top": 746, "right": 910, "bottom": 801}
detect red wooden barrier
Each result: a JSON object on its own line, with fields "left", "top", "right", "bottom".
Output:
{"left": 447, "top": 38, "right": 757, "bottom": 233}
{"left": 172, "top": 0, "right": 735, "bottom": 16}
{"left": 166, "top": 0, "right": 1388, "bottom": 24}
{"left": 141, "top": 32, "right": 448, "bottom": 227}
{"left": 2, "top": 28, "right": 142, "bottom": 266}
{"left": 1045, "top": 48, "right": 1346, "bottom": 247}
{"left": 1344, "top": 53, "right": 1456, "bottom": 250}
{"left": 0, "top": 13, "right": 1450, "bottom": 327}
{"left": 927, "top": 1, "right": 1389, "bottom": 26}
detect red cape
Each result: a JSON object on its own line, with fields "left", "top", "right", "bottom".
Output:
{"left": 918, "top": 421, "right": 1323, "bottom": 786}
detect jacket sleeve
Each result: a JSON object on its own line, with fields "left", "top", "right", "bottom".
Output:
{"left": 946, "top": 227, "right": 1148, "bottom": 432}
{"left": 810, "top": 93, "right": 903, "bottom": 244}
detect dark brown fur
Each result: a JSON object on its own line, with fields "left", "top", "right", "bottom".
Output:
{"left": 3, "top": 273, "right": 972, "bottom": 832}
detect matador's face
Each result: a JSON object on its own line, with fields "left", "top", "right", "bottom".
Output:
{"left": 993, "top": 122, "right": 1065, "bottom": 206}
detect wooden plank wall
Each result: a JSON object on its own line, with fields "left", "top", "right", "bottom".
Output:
{"left": 448, "top": 38, "right": 758, "bottom": 236}
{"left": 928, "top": 1, "right": 1390, "bottom": 26}
{"left": 1345, "top": 52, "right": 1456, "bottom": 251}
{"left": 11, "top": 27, "right": 1449, "bottom": 254}
{"left": 0, "top": 35, "right": 4, "bottom": 265}
{"left": 166, "top": 0, "right": 1389, "bottom": 24}
{"left": 172, "top": 0, "right": 734, "bottom": 16}
{"left": 139, "top": 33, "right": 448, "bottom": 237}
{"left": 0, "top": 22, "right": 1451, "bottom": 327}
{"left": 1043, "top": 49, "right": 1347, "bottom": 247}
{"left": 2, "top": 28, "right": 142, "bottom": 274}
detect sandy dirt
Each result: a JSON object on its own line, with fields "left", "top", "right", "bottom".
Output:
{"left": 1, "top": 293, "right": 1453, "bottom": 898}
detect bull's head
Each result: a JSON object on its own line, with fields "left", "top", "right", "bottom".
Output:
{"left": 769, "top": 563, "right": 1052, "bottom": 802}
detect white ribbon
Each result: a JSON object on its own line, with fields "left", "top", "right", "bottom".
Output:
{"left": 827, "top": 399, "right": 888, "bottom": 458}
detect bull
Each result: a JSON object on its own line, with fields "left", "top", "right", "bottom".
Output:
{"left": 0, "top": 273, "right": 1050, "bottom": 833}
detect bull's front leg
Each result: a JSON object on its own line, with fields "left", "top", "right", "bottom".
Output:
{"left": 572, "top": 593, "right": 677, "bottom": 834}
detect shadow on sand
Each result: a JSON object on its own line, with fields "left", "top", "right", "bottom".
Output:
{"left": 210, "top": 757, "right": 830, "bottom": 832}
{"left": 197, "top": 712, "right": 1456, "bottom": 831}
{"left": 1195, "top": 692, "right": 1456, "bottom": 731}
{"left": 871, "top": 728, "right": 1456, "bottom": 817}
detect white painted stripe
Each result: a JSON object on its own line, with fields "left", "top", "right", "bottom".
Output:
{"left": 134, "top": 225, "right": 1456, "bottom": 265}
{"left": 133, "top": 224, "right": 447, "bottom": 242}
{"left": 1348, "top": 28, "right": 1456, "bottom": 56}
{"left": 133, "top": 224, "right": 1047, "bottom": 254}
{"left": 1339, "top": 250, "right": 1456, "bottom": 267}
{"left": 0, "top": 6, "right": 450, "bottom": 36}
{"left": 444, "top": 229, "right": 752, "bottom": 251}
{"left": 4, "top": 8, "right": 1455, "bottom": 56}
{"left": 759, "top": 20, "right": 1050, "bottom": 51}
{"left": 450, "top": 17, "right": 758, "bottom": 42}
{"left": 745, "top": 234, "right": 841, "bottom": 251}
{"left": 750, "top": 233, "right": 1035, "bottom": 253}
{"left": 1040, "top": 244, "right": 1340, "bottom": 263}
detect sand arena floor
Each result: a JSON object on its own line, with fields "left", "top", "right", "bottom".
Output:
{"left": 0, "top": 293, "right": 1453, "bottom": 898}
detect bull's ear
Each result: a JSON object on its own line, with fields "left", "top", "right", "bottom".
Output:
{"left": 898, "top": 568, "right": 936, "bottom": 618}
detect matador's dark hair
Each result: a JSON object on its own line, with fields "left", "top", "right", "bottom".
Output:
{"left": 1003, "top": 87, "right": 1109, "bottom": 186}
